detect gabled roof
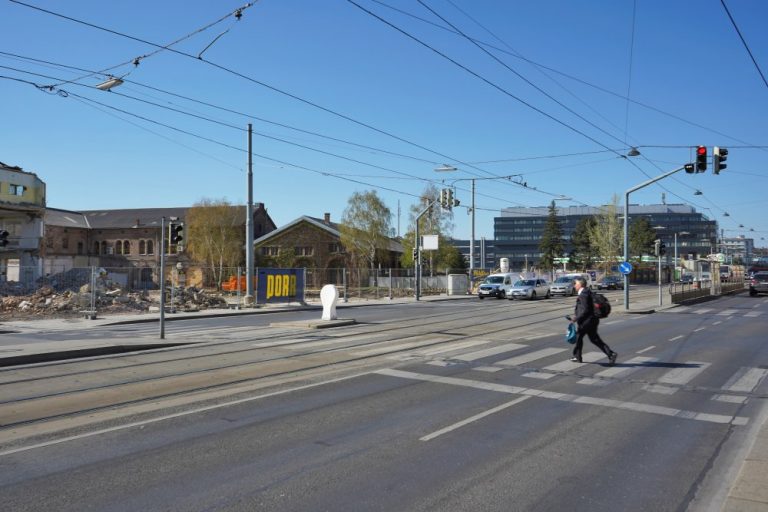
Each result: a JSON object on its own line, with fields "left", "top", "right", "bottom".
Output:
{"left": 254, "top": 216, "right": 339, "bottom": 244}
{"left": 45, "top": 208, "right": 90, "bottom": 229}
{"left": 254, "top": 215, "right": 403, "bottom": 253}
{"left": 80, "top": 207, "right": 188, "bottom": 229}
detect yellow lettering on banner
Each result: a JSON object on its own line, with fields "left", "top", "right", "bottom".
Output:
{"left": 267, "top": 275, "right": 274, "bottom": 299}
{"left": 282, "top": 274, "right": 290, "bottom": 297}
{"left": 290, "top": 275, "right": 296, "bottom": 296}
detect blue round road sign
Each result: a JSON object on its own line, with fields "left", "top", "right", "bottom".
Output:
{"left": 619, "top": 261, "right": 633, "bottom": 275}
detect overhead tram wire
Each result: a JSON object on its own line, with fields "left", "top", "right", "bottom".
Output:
{"left": 369, "top": 0, "right": 766, "bottom": 152}
{"left": 8, "top": 1, "right": 524, "bottom": 186}
{"left": 415, "top": 0, "right": 634, "bottom": 150}
{"left": 0, "top": 51, "right": 440, "bottom": 167}
{"left": 720, "top": 0, "right": 768, "bottom": 91}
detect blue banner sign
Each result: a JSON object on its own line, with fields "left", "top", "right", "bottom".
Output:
{"left": 257, "top": 268, "right": 305, "bottom": 303}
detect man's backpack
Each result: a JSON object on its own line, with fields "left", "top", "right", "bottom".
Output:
{"left": 593, "top": 293, "right": 611, "bottom": 319}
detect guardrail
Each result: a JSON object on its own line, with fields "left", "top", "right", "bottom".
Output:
{"left": 669, "top": 280, "right": 712, "bottom": 304}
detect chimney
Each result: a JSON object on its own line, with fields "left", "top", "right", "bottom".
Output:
{"left": 323, "top": 212, "right": 331, "bottom": 225}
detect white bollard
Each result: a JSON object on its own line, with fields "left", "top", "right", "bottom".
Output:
{"left": 320, "top": 284, "right": 339, "bottom": 321}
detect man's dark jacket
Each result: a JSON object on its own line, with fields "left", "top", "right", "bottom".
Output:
{"left": 574, "top": 288, "right": 598, "bottom": 329}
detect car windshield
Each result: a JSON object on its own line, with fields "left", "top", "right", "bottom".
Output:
{"left": 515, "top": 280, "right": 536, "bottom": 286}
{"left": 485, "top": 276, "right": 504, "bottom": 284}
{"left": 555, "top": 277, "right": 572, "bottom": 283}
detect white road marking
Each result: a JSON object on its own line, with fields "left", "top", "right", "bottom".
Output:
{"left": 744, "top": 311, "right": 763, "bottom": 318}
{"left": 694, "top": 308, "right": 713, "bottom": 315}
{"left": 644, "top": 362, "right": 710, "bottom": 395}
{"left": 353, "top": 339, "right": 448, "bottom": 356}
{"left": 417, "top": 339, "right": 493, "bottom": 356}
{"left": 522, "top": 352, "right": 604, "bottom": 380}
{"left": 669, "top": 335, "right": 685, "bottom": 341}
{"left": 454, "top": 343, "right": 527, "bottom": 362}
{"left": 523, "top": 334, "right": 553, "bottom": 341}
{"left": 376, "top": 369, "right": 747, "bottom": 425}
{"left": 693, "top": 327, "right": 706, "bottom": 332}
{"left": 717, "top": 309, "right": 739, "bottom": 316}
{"left": 420, "top": 396, "right": 531, "bottom": 441}
{"left": 577, "top": 356, "right": 656, "bottom": 386}
{"left": 603, "top": 320, "right": 624, "bottom": 326}
{"left": 474, "top": 366, "right": 504, "bottom": 373}
{"left": 0, "top": 370, "right": 372, "bottom": 457}
{"left": 712, "top": 321, "right": 722, "bottom": 325}
{"left": 713, "top": 367, "right": 768, "bottom": 403}
{"left": 495, "top": 348, "right": 568, "bottom": 367}
{"left": 637, "top": 346, "right": 656, "bottom": 354}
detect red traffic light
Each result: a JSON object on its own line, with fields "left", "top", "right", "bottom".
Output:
{"left": 695, "top": 145, "right": 707, "bottom": 172}
{"left": 696, "top": 146, "right": 706, "bottom": 156}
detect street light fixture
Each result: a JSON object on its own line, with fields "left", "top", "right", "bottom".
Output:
{"left": 627, "top": 147, "right": 641, "bottom": 157}
{"left": 95, "top": 76, "right": 124, "bottom": 91}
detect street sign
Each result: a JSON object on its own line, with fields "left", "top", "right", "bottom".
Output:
{"left": 619, "top": 261, "right": 633, "bottom": 275}
{"left": 554, "top": 257, "right": 570, "bottom": 263}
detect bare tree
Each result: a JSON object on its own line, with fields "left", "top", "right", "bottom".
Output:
{"left": 339, "top": 190, "right": 392, "bottom": 272}
{"left": 588, "top": 196, "right": 623, "bottom": 273}
{"left": 186, "top": 198, "right": 244, "bottom": 287}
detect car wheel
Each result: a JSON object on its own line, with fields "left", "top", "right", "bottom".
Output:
{"left": 750, "top": 289, "right": 758, "bottom": 297}
{"left": 498, "top": 290, "right": 506, "bottom": 299}
{"left": 530, "top": 291, "right": 537, "bottom": 300}
{"left": 545, "top": 290, "right": 550, "bottom": 299}
{"left": 479, "top": 295, "right": 484, "bottom": 300}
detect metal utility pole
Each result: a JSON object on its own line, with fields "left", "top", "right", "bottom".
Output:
{"left": 623, "top": 165, "right": 685, "bottom": 310}
{"left": 414, "top": 200, "right": 436, "bottom": 301}
{"left": 470, "top": 178, "right": 475, "bottom": 292}
{"left": 159, "top": 216, "right": 166, "bottom": 339}
{"left": 245, "top": 124, "right": 254, "bottom": 304}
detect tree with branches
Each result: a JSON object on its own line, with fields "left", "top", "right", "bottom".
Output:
{"left": 339, "top": 190, "right": 392, "bottom": 272}
{"left": 186, "top": 198, "right": 244, "bottom": 288}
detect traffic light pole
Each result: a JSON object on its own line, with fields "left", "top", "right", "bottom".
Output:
{"left": 623, "top": 165, "right": 685, "bottom": 311}
{"left": 159, "top": 216, "right": 166, "bottom": 339}
{"left": 414, "top": 200, "right": 437, "bottom": 301}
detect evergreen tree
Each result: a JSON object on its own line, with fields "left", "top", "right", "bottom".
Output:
{"left": 569, "top": 217, "right": 598, "bottom": 270}
{"left": 538, "top": 200, "right": 565, "bottom": 271}
{"left": 629, "top": 216, "right": 657, "bottom": 261}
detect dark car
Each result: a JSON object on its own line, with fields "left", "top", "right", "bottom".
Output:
{"left": 749, "top": 272, "right": 768, "bottom": 296}
{"left": 597, "top": 275, "right": 624, "bottom": 290}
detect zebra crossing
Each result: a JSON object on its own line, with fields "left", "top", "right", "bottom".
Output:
{"left": 385, "top": 338, "right": 768, "bottom": 402}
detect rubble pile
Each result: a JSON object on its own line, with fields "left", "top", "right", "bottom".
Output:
{"left": 0, "top": 284, "right": 229, "bottom": 321}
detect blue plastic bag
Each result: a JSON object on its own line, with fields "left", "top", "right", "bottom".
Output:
{"left": 565, "top": 323, "right": 577, "bottom": 344}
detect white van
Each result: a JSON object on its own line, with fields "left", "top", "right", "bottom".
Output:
{"left": 477, "top": 272, "right": 516, "bottom": 299}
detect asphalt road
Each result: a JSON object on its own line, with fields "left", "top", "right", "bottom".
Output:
{"left": 0, "top": 291, "right": 766, "bottom": 511}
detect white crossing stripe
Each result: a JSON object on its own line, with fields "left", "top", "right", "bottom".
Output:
{"left": 375, "top": 369, "right": 748, "bottom": 426}
{"left": 694, "top": 308, "right": 713, "bottom": 315}
{"left": 474, "top": 366, "right": 504, "bottom": 373}
{"left": 417, "top": 339, "right": 493, "bottom": 356}
{"left": 637, "top": 346, "right": 656, "bottom": 354}
{"left": 495, "top": 347, "right": 568, "bottom": 367}
{"left": 713, "top": 367, "right": 768, "bottom": 403}
{"left": 353, "top": 339, "right": 448, "bottom": 356}
{"left": 644, "top": 362, "right": 710, "bottom": 395}
{"left": 522, "top": 352, "right": 604, "bottom": 380}
{"left": 717, "top": 309, "right": 739, "bottom": 316}
{"left": 578, "top": 356, "right": 656, "bottom": 386}
{"left": 454, "top": 343, "right": 527, "bottom": 362}
{"left": 744, "top": 311, "right": 763, "bottom": 318}
{"left": 669, "top": 335, "right": 684, "bottom": 341}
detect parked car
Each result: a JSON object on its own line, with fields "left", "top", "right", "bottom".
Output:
{"left": 550, "top": 276, "right": 576, "bottom": 296}
{"left": 597, "top": 275, "right": 624, "bottom": 290}
{"left": 679, "top": 274, "right": 694, "bottom": 283}
{"left": 749, "top": 272, "right": 768, "bottom": 296}
{"left": 477, "top": 273, "right": 515, "bottom": 299}
{"left": 509, "top": 278, "right": 550, "bottom": 300}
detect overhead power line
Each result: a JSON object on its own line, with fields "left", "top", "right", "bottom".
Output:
{"left": 720, "top": 0, "right": 768, "bottom": 91}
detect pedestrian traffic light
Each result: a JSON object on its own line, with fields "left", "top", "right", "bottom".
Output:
{"left": 713, "top": 146, "right": 728, "bottom": 174}
{"left": 169, "top": 223, "right": 183, "bottom": 244}
{"left": 412, "top": 247, "right": 418, "bottom": 260}
{"left": 659, "top": 242, "right": 666, "bottom": 256}
{"left": 696, "top": 146, "right": 707, "bottom": 172}
{"left": 0, "top": 230, "right": 8, "bottom": 247}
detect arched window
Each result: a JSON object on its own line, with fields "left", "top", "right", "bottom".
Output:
{"left": 139, "top": 240, "right": 146, "bottom": 255}
{"left": 146, "top": 240, "right": 154, "bottom": 255}
{"left": 116, "top": 241, "right": 123, "bottom": 255}
{"left": 101, "top": 241, "right": 107, "bottom": 254}
{"left": 123, "top": 240, "right": 131, "bottom": 255}
{"left": 94, "top": 241, "right": 100, "bottom": 255}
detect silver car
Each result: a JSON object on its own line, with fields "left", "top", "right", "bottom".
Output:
{"left": 509, "top": 278, "right": 550, "bottom": 300}
{"left": 550, "top": 276, "right": 576, "bottom": 296}
{"left": 749, "top": 272, "right": 768, "bottom": 296}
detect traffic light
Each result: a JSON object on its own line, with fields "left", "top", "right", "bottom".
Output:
{"left": 169, "top": 223, "right": 183, "bottom": 244}
{"left": 445, "top": 188, "right": 454, "bottom": 210}
{"left": 659, "top": 242, "right": 666, "bottom": 256}
{"left": 654, "top": 239, "right": 661, "bottom": 257}
{"left": 439, "top": 189, "right": 447, "bottom": 209}
{"left": 696, "top": 146, "right": 707, "bottom": 173}
{"left": 713, "top": 146, "right": 728, "bottom": 174}
{"left": 684, "top": 163, "right": 695, "bottom": 174}
{"left": 0, "top": 230, "right": 8, "bottom": 247}
{"left": 412, "top": 247, "right": 418, "bottom": 261}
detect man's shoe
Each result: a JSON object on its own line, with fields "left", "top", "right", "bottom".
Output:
{"left": 570, "top": 357, "right": 582, "bottom": 363}
{"left": 609, "top": 352, "right": 617, "bottom": 365}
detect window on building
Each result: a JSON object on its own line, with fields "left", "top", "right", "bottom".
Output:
{"left": 328, "top": 243, "right": 343, "bottom": 253}
{"left": 261, "top": 246, "right": 279, "bottom": 256}
{"left": 77, "top": 242, "right": 84, "bottom": 255}
{"left": 101, "top": 241, "right": 107, "bottom": 254}
{"left": 62, "top": 238, "right": 69, "bottom": 250}
{"left": 295, "top": 246, "right": 314, "bottom": 256}
{"left": 94, "top": 241, "right": 100, "bottom": 255}
{"left": 46, "top": 237, "right": 54, "bottom": 249}
{"left": 146, "top": 240, "right": 154, "bottom": 255}
{"left": 123, "top": 240, "right": 130, "bottom": 255}
{"left": 116, "top": 240, "right": 123, "bottom": 255}
{"left": 9, "top": 184, "right": 25, "bottom": 196}
{"left": 139, "top": 240, "right": 146, "bottom": 255}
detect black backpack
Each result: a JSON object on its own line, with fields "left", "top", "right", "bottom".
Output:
{"left": 593, "top": 293, "right": 611, "bottom": 319}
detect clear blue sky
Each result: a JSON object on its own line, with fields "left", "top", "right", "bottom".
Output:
{"left": 2, "top": 0, "right": 766, "bottom": 247}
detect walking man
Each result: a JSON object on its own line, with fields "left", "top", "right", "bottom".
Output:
{"left": 570, "top": 277, "right": 617, "bottom": 364}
